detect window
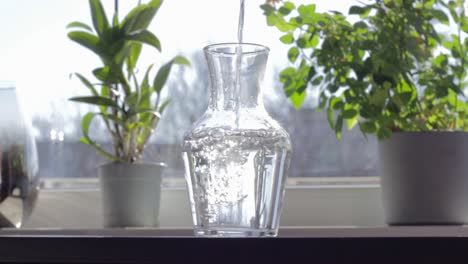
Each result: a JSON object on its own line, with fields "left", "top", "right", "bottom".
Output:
{"left": 0, "top": 0, "right": 377, "bottom": 181}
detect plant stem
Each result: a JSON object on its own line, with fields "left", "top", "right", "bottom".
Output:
{"left": 137, "top": 114, "right": 160, "bottom": 155}
{"left": 112, "top": 84, "right": 124, "bottom": 158}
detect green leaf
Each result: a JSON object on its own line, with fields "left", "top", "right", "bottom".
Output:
{"left": 121, "top": 0, "right": 162, "bottom": 34}
{"left": 283, "top": 2, "right": 295, "bottom": 10}
{"left": 260, "top": 4, "right": 276, "bottom": 16}
{"left": 298, "top": 4, "right": 316, "bottom": 18}
{"left": 128, "top": 107, "right": 159, "bottom": 116}
{"left": 138, "top": 64, "right": 155, "bottom": 108}
{"left": 318, "top": 92, "right": 327, "bottom": 109}
{"left": 393, "top": 91, "right": 413, "bottom": 107}
{"left": 112, "top": 11, "right": 119, "bottom": 27}
{"left": 80, "top": 112, "right": 118, "bottom": 161}
{"left": 360, "top": 121, "right": 377, "bottom": 133}
{"left": 288, "top": 47, "right": 299, "bottom": 63}
{"left": 279, "top": 2, "right": 295, "bottom": 15}
{"left": 290, "top": 91, "right": 305, "bottom": 109}
{"left": 280, "top": 33, "right": 294, "bottom": 44}
{"left": 158, "top": 98, "right": 172, "bottom": 114}
{"left": 360, "top": 104, "right": 379, "bottom": 118}
{"left": 369, "top": 88, "right": 388, "bottom": 107}
{"left": 89, "top": 0, "right": 110, "bottom": 39}
{"left": 113, "top": 43, "right": 135, "bottom": 66}
{"left": 354, "top": 21, "right": 368, "bottom": 30}
{"left": 346, "top": 114, "right": 359, "bottom": 130}
{"left": 349, "top": 6, "right": 368, "bottom": 15}
{"left": 280, "top": 67, "right": 295, "bottom": 81}
{"left": 330, "top": 97, "right": 343, "bottom": 110}
{"left": 125, "top": 92, "right": 139, "bottom": 108}
{"left": 81, "top": 112, "right": 95, "bottom": 139}
{"left": 327, "top": 108, "right": 335, "bottom": 129}
{"left": 335, "top": 115, "right": 343, "bottom": 139}
{"left": 153, "top": 56, "right": 190, "bottom": 93}
{"left": 70, "top": 96, "right": 120, "bottom": 109}
{"left": 125, "top": 30, "right": 161, "bottom": 52}
{"left": 442, "top": 38, "right": 454, "bottom": 49}
{"left": 267, "top": 13, "right": 295, "bottom": 32}
{"left": 80, "top": 136, "right": 91, "bottom": 145}
{"left": 74, "top": 73, "right": 98, "bottom": 96}
{"left": 68, "top": 31, "right": 108, "bottom": 61}
{"left": 451, "top": 46, "right": 461, "bottom": 58}
{"left": 280, "top": 67, "right": 296, "bottom": 96}
{"left": 98, "top": 85, "right": 110, "bottom": 117}
{"left": 141, "top": 64, "right": 154, "bottom": 91}
{"left": 309, "top": 34, "right": 319, "bottom": 48}
{"left": 343, "top": 109, "right": 358, "bottom": 119}
{"left": 66, "top": 21, "right": 93, "bottom": 32}
{"left": 101, "top": 113, "right": 126, "bottom": 127}
{"left": 278, "top": 7, "right": 291, "bottom": 15}
{"left": 173, "top": 56, "right": 191, "bottom": 65}
{"left": 377, "top": 127, "right": 392, "bottom": 140}
{"left": 93, "top": 67, "right": 122, "bottom": 84}
{"left": 431, "top": 9, "right": 449, "bottom": 25}
{"left": 433, "top": 54, "right": 448, "bottom": 67}
{"left": 327, "top": 84, "right": 339, "bottom": 93}
{"left": 312, "top": 76, "right": 324, "bottom": 86}
{"left": 447, "top": 89, "right": 458, "bottom": 106}
{"left": 126, "top": 43, "right": 142, "bottom": 73}
{"left": 307, "top": 66, "right": 316, "bottom": 82}
{"left": 462, "top": 19, "right": 468, "bottom": 33}
{"left": 297, "top": 37, "right": 307, "bottom": 48}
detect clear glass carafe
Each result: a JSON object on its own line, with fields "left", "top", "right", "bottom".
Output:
{"left": 183, "top": 43, "right": 292, "bottom": 237}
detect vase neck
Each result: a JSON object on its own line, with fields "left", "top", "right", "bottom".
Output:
{"left": 204, "top": 43, "right": 269, "bottom": 112}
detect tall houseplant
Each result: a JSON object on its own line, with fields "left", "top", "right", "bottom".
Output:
{"left": 262, "top": 0, "right": 468, "bottom": 224}
{"left": 67, "top": 0, "right": 189, "bottom": 227}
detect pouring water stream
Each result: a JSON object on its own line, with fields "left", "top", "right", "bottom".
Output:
{"left": 235, "top": 0, "right": 245, "bottom": 128}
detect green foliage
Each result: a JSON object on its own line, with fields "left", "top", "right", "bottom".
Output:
{"left": 261, "top": 0, "right": 468, "bottom": 140}
{"left": 68, "top": 0, "right": 189, "bottom": 162}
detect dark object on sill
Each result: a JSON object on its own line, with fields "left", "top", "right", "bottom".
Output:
{"left": 379, "top": 131, "right": 468, "bottom": 225}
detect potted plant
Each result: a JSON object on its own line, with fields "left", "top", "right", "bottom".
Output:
{"left": 261, "top": 0, "right": 468, "bottom": 224}
{"left": 67, "top": 0, "right": 189, "bottom": 227}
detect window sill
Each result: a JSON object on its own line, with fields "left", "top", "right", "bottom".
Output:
{"left": 1, "top": 227, "right": 468, "bottom": 263}
{"left": 27, "top": 177, "right": 384, "bottom": 228}
{"left": 5, "top": 226, "right": 468, "bottom": 237}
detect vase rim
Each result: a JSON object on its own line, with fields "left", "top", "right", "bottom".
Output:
{"left": 204, "top": 43, "right": 270, "bottom": 56}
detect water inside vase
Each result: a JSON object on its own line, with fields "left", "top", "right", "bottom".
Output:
{"left": 183, "top": 128, "right": 290, "bottom": 236}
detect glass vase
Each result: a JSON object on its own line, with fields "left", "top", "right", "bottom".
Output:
{"left": 0, "top": 81, "right": 39, "bottom": 227}
{"left": 183, "top": 43, "right": 292, "bottom": 237}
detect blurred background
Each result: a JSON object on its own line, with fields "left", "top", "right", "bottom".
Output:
{"left": 0, "top": 0, "right": 378, "bottom": 179}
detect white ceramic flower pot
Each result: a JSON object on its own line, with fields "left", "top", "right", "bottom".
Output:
{"left": 98, "top": 162, "right": 164, "bottom": 228}
{"left": 378, "top": 131, "right": 468, "bottom": 225}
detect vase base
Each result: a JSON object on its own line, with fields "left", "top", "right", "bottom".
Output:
{"left": 194, "top": 227, "right": 277, "bottom": 237}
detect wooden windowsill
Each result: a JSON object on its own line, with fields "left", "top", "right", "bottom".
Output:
{"left": 3, "top": 226, "right": 468, "bottom": 237}
{"left": 1, "top": 227, "right": 468, "bottom": 263}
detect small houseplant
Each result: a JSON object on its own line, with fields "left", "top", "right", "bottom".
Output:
{"left": 67, "top": 0, "right": 189, "bottom": 227}
{"left": 262, "top": 0, "right": 468, "bottom": 224}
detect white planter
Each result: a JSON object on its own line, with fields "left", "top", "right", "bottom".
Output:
{"left": 378, "top": 131, "right": 468, "bottom": 225}
{"left": 98, "top": 162, "right": 164, "bottom": 228}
